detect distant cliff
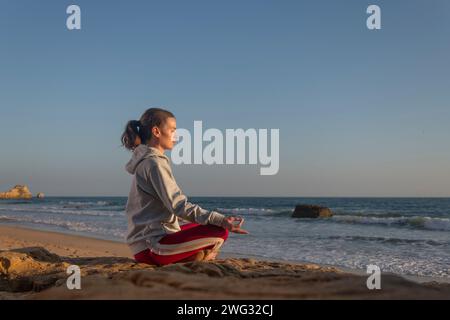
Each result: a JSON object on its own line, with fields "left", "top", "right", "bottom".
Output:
{"left": 0, "top": 185, "right": 33, "bottom": 199}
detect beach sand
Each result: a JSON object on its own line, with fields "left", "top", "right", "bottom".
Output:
{"left": 1, "top": 225, "right": 449, "bottom": 300}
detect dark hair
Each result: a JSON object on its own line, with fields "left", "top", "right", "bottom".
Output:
{"left": 121, "top": 108, "right": 175, "bottom": 150}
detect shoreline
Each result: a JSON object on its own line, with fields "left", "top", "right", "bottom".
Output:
{"left": 1, "top": 223, "right": 448, "bottom": 285}
{"left": 1, "top": 224, "right": 450, "bottom": 299}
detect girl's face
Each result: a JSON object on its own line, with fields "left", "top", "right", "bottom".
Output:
{"left": 153, "top": 117, "right": 177, "bottom": 150}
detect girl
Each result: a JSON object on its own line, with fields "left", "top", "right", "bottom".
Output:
{"left": 121, "top": 108, "right": 248, "bottom": 266}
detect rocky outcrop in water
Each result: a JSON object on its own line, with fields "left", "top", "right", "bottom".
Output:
{"left": 0, "top": 185, "right": 32, "bottom": 200}
{"left": 292, "top": 204, "right": 333, "bottom": 218}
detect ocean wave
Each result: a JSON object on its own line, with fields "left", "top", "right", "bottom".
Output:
{"left": 216, "top": 207, "right": 291, "bottom": 216}
{"left": 0, "top": 215, "right": 125, "bottom": 238}
{"left": 58, "top": 200, "right": 117, "bottom": 208}
{"left": 0, "top": 216, "right": 16, "bottom": 222}
{"left": 321, "top": 235, "right": 448, "bottom": 246}
{"left": 334, "top": 211, "right": 405, "bottom": 218}
{"left": 0, "top": 200, "right": 33, "bottom": 205}
{"left": 331, "top": 215, "right": 450, "bottom": 231}
{"left": 334, "top": 211, "right": 450, "bottom": 219}
{"left": 0, "top": 206, "right": 120, "bottom": 217}
{"left": 212, "top": 207, "right": 450, "bottom": 232}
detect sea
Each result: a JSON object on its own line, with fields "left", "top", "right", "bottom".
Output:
{"left": 0, "top": 197, "right": 449, "bottom": 279}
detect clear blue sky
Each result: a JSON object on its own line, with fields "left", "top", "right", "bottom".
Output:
{"left": 1, "top": 0, "right": 449, "bottom": 197}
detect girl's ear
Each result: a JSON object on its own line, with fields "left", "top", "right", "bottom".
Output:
{"left": 151, "top": 126, "right": 161, "bottom": 138}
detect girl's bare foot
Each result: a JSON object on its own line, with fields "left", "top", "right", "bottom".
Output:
{"left": 203, "top": 248, "right": 219, "bottom": 261}
{"left": 179, "top": 250, "right": 205, "bottom": 263}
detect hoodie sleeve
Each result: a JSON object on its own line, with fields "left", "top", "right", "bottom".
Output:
{"left": 147, "top": 158, "right": 226, "bottom": 227}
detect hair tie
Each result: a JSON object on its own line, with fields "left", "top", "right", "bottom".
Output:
{"left": 132, "top": 120, "right": 141, "bottom": 131}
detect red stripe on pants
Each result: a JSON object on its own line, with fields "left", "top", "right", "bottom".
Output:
{"left": 134, "top": 223, "right": 229, "bottom": 266}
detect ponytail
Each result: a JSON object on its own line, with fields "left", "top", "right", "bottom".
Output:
{"left": 121, "top": 120, "right": 142, "bottom": 150}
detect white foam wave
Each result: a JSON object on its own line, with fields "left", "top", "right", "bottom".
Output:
{"left": 0, "top": 206, "right": 120, "bottom": 217}
{"left": 216, "top": 207, "right": 278, "bottom": 215}
{"left": 332, "top": 215, "right": 450, "bottom": 231}
{"left": 0, "top": 215, "right": 125, "bottom": 238}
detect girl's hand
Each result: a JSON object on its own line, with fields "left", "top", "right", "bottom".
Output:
{"left": 222, "top": 216, "right": 249, "bottom": 234}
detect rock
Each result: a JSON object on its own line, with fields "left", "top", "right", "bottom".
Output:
{"left": 0, "top": 247, "right": 67, "bottom": 292}
{"left": 292, "top": 204, "right": 333, "bottom": 218}
{"left": 0, "top": 185, "right": 32, "bottom": 199}
{"left": 36, "top": 192, "right": 45, "bottom": 199}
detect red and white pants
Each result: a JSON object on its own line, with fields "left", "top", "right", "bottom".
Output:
{"left": 134, "top": 222, "right": 229, "bottom": 266}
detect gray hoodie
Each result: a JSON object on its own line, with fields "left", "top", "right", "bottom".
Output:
{"left": 124, "top": 144, "right": 226, "bottom": 255}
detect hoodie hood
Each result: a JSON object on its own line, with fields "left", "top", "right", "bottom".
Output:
{"left": 125, "top": 144, "right": 169, "bottom": 174}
